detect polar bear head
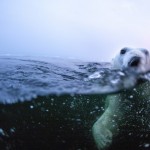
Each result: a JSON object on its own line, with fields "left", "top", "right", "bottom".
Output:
{"left": 112, "top": 47, "right": 150, "bottom": 73}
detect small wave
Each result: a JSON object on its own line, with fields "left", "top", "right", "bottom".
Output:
{"left": 0, "top": 56, "right": 149, "bottom": 104}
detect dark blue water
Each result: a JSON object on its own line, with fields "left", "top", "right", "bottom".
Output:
{"left": 0, "top": 56, "right": 149, "bottom": 150}
{"left": 0, "top": 57, "right": 142, "bottom": 104}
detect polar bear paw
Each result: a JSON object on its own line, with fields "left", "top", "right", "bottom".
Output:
{"left": 92, "top": 124, "right": 112, "bottom": 150}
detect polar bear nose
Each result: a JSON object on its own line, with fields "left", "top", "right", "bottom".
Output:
{"left": 128, "top": 56, "right": 140, "bottom": 67}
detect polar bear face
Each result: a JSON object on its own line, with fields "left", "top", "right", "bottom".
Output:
{"left": 111, "top": 47, "right": 150, "bottom": 73}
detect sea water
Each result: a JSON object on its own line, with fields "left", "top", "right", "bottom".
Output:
{"left": 0, "top": 56, "right": 149, "bottom": 150}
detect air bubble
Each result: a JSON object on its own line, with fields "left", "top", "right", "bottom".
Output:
{"left": 144, "top": 143, "right": 150, "bottom": 148}
{"left": 129, "top": 95, "right": 133, "bottom": 99}
{"left": 30, "top": 105, "right": 34, "bottom": 109}
{"left": 95, "top": 106, "right": 99, "bottom": 109}
{"left": 0, "top": 128, "right": 5, "bottom": 136}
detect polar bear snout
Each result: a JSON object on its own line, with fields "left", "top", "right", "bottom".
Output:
{"left": 128, "top": 56, "right": 140, "bottom": 67}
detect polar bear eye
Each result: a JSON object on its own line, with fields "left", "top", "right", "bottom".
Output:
{"left": 120, "top": 48, "right": 127, "bottom": 55}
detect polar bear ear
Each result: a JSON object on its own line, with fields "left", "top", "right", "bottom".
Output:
{"left": 141, "top": 48, "right": 149, "bottom": 56}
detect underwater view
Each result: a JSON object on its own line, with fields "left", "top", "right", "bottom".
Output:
{"left": 0, "top": 56, "right": 150, "bottom": 150}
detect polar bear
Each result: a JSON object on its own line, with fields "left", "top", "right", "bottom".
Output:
{"left": 92, "top": 47, "right": 150, "bottom": 150}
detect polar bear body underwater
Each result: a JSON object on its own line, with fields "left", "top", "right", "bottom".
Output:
{"left": 92, "top": 47, "right": 150, "bottom": 150}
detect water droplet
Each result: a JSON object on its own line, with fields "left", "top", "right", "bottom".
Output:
{"left": 30, "top": 105, "right": 34, "bottom": 109}
{"left": 10, "top": 128, "right": 15, "bottom": 133}
{"left": 144, "top": 143, "right": 150, "bottom": 148}
{"left": 95, "top": 106, "right": 99, "bottom": 109}
{"left": 129, "top": 95, "right": 133, "bottom": 99}
{"left": 88, "top": 72, "right": 102, "bottom": 79}
{"left": 118, "top": 71, "right": 125, "bottom": 76}
{"left": 0, "top": 128, "right": 5, "bottom": 136}
{"left": 111, "top": 79, "right": 120, "bottom": 84}
{"left": 76, "top": 119, "right": 81, "bottom": 122}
